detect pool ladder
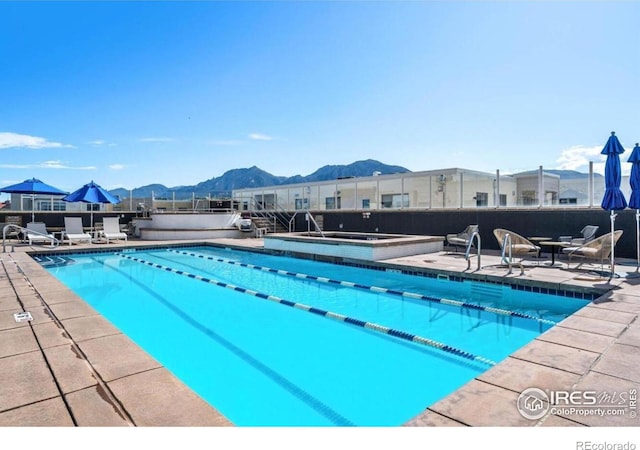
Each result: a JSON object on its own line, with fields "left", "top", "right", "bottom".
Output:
{"left": 465, "top": 230, "right": 481, "bottom": 271}
{"left": 499, "top": 233, "right": 521, "bottom": 275}
{"left": 2, "top": 224, "right": 61, "bottom": 253}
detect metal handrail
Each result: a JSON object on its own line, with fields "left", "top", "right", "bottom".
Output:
{"left": 305, "top": 210, "right": 325, "bottom": 237}
{"left": 3, "top": 224, "right": 61, "bottom": 253}
{"left": 245, "top": 198, "right": 292, "bottom": 233}
{"left": 501, "top": 233, "right": 514, "bottom": 274}
{"left": 288, "top": 212, "right": 298, "bottom": 232}
{"left": 465, "top": 230, "right": 482, "bottom": 271}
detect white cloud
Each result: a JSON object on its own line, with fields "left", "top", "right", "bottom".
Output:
{"left": 248, "top": 133, "right": 274, "bottom": 141}
{"left": 87, "top": 140, "right": 117, "bottom": 147}
{"left": 139, "top": 137, "right": 176, "bottom": 143}
{"left": 0, "top": 132, "right": 73, "bottom": 149}
{"left": 554, "top": 144, "right": 638, "bottom": 175}
{"left": 109, "top": 164, "right": 125, "bottom": 170}
{"left": 0, "top": 160, "right": 95, "bottom": 170}
{"left": 555, "top": 145, "right": 604, "bottom": 171}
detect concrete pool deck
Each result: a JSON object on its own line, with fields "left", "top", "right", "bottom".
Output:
{"left": 1, "top": 236, "right": 638, "bottom": 427}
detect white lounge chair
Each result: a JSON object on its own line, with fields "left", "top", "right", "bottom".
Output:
{"left": 62, "top": 217, "right": 92, "bottom": 245}
{"left": 100, "top": 217, "right": 128, "bottom": 244}
{"left": 26, "top": 222, "right": 56, "bottom": 247}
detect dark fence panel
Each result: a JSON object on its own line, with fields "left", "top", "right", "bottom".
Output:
{"left": 295, "top": 209, "right": 637, "bottom": 259}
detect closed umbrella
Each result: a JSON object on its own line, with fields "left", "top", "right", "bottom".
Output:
{"left": 628, "top": 143, "right": 640, "bottom": 273}
{"left": 0, "top": 178, "right": 67, "bottom": 222}
{"left": 62, "top": 181, "right": 121, "bottom": 230}
{"left": 600, "top": 132, "right": 628, "bottom": 278}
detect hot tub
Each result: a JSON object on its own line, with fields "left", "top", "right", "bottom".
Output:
{"left": 263, "top": 231, "right": 444, "bottom": 261}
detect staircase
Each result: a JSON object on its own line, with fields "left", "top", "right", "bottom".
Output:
{"left": 251, "top": 216, "right": 288, "bottom": 234}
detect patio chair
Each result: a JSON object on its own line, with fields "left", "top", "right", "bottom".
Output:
{"left": 570, "top": 225, "right": 599, "bottom": 245}
{"left": 445, "top": 224, "right": 479, "bottom": 252}
{"left": 62, "top": 217, "right": 92, "bottom": 245}
{"left": 561, "top": 230, "right": 623, "bottom": 270}
{"left": 493, "top": 228, "right": 541, "bottom": 275}
{"left": 100, "top": 217, "right": 128, "bottom": 244}
{"left": 26, "top": 222, "right": 56, "bottom": 247}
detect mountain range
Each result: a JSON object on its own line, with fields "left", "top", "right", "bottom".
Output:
{"left": 109, "top": 162, "right": 604, "bottom": 200}
{"left": 109, "top": 159, "right": 411, "bottom": 199}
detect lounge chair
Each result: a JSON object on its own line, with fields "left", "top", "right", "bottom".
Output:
{"left": 493, "top": 228, "right": 541, "bottom": 275}
{"left": 445, "top": 224, "right": 479, "bottom": 252}
{"left": 100, "top": 217, "right": 128, "bottom": 244}
{"left": 561, "top": 230, "right": 623, "bottom": 270}
{"left": 26, "top": 222, "right": 56, "bottom": 247}
{"left": 569, "top": 225, "right": 599, "bottom": 245}
{"left": 62, "top": 217, "right": 92, "bottom": 245}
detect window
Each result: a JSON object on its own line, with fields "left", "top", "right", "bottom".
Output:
{"left": 499, "top": 194, "right": 507, "bottom": 206}
{"left": 362, "top": 199, "right": 370, "bottom": 209}
{"left": 325, "top": 197, "right": 341, "bottom": 210}
{"left": 381, "top": 193, "right": 409, "bottom": 208}
{"left": 295, "top": 198, "right": 309, "bottom": 210}
{"left": 521, "top": 190, "right": 537, "bottom": 206}
{"left": 475, "top": 192, "right": 488, "bottom": 207}
{"left": 39, "top": 200, "right": 67, "bottom": 211}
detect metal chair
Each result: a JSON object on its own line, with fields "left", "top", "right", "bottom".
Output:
{"left": 570, "top": 225, "right": 599, "bottom": 245}
{"left": 493, "top": 228, "right": 541, "bottom": 275}
{"left": 446, "top": 225, "right": 479, "bottom": 252}
{"left": 561, "top": 230, "right": 623, "bottom": 271}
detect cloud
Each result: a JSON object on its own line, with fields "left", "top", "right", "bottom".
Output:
{"left": 87, "top": 140, "right": 117, "bottom": 147}
{"left": 555, "top": 145, "right": 604, "bottom": 171}
{"left": 248, "top": 133, "right": 274, "bottom": 141}
{"left": 109, "top": 164, "right": 125, "bottom": 170}
{"left": 553, "top": 144, "right": 638, "bottom": 176}
{"left": 0, "top": 132, "right": 73, "bottom": 149}
{"left": 139, "top": 137, "right": 176, "bottom": 143}
{"left": 0, "top": 160, "right": 95, "bottom": 170}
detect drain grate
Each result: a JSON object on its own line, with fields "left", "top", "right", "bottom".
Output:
{"left": 14, "top": 311, "right": 33, "bottom": 322}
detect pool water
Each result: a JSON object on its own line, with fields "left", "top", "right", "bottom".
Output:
{"left": 40, "top": 245, "right": 589, "bottom": 426}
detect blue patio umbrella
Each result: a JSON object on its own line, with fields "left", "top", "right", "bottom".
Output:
{"left": 600, "top": 132, "right": 628, "bottom": 277}
{"left": 627, "top": 143, "right": 640, "bottom": 272}
{"left": 0, "top": 178, "right": 67, "bottom": 222}
{"left": 62, "top": 181, "right": 121, "bottom": 229}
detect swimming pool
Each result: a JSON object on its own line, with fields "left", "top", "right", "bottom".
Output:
{"left": 37, "top": 245, "right": 590, "bottom": 426}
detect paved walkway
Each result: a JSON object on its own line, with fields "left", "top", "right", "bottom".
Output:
{"left": 1, "top": 237, "right": 638, "bottom": 426}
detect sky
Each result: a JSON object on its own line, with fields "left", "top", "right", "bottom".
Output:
{"left": 1, "top": 1, "right": 639, "bottom": 200}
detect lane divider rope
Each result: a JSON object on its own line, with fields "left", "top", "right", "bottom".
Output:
{"left": 118, "top": 253, "right": 497, "bottom": 367}
{"left": 167, "top": 248, "right": 556, "bottom": 326}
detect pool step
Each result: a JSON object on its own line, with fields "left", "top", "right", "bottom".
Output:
{"left": 33, "top": 255, "right": 75, "bottom": 267}
{"left": 470, "top": 282, "right": 503, "bottom": 301}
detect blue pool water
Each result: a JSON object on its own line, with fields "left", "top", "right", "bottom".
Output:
{"left": 39, "top": 245, "right": 590, "bottom": 426}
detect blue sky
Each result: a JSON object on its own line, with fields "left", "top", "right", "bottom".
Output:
{"left": 1, "top": 1, "right": 638, "bottom": 198}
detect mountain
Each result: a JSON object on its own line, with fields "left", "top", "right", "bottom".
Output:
{"left": 514, "top": 169, "right": 604, "bottom": 180}
{"left": 110, "top": 184, "right": 171, "bottom": 199}
{"left": 110, "top": 159, "right": 411, "bottom": 199}
{"left": 304, "top": 159, "right": 410, "bottom": 182}
{"left": 173, "top": 166, "right": 288, "bottom": 197}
